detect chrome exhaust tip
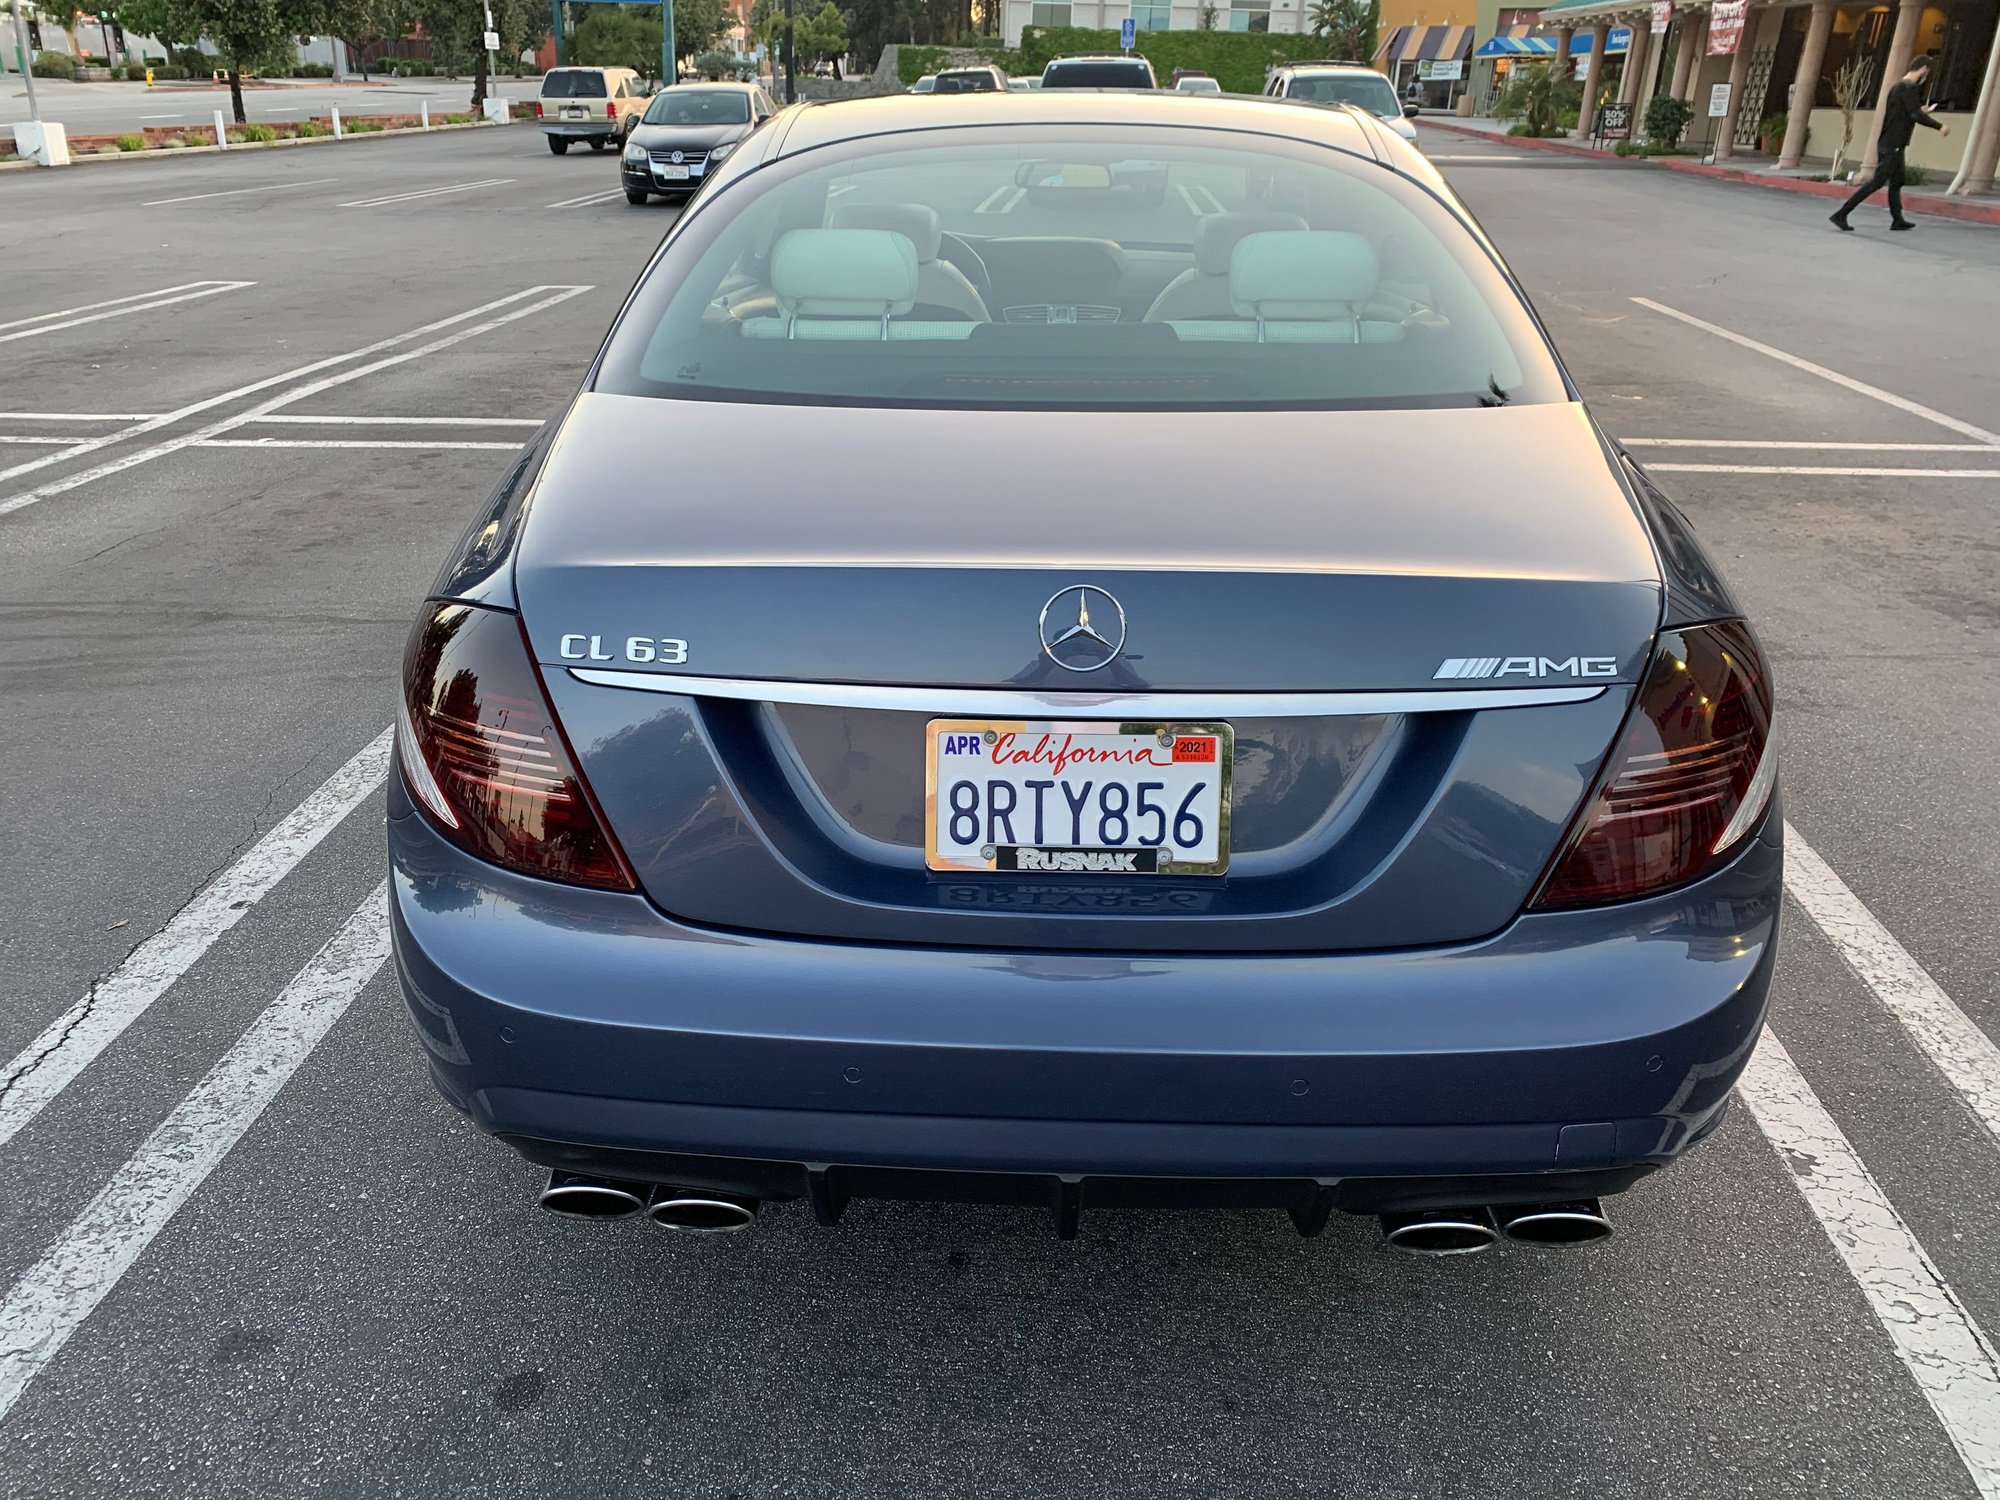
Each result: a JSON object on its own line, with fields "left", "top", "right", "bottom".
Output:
{"left": 1379, "top": 1207, "right": 1500, "bottom": 1256}
{"left": 538, "top": 1170, "right": 648, "bottom": 1220}
{"left": 1495, "top": 1199, "right": 1612, "bottom": 1247}
{"left": 646, "top": 1188, "right": 759, "bottom": 1234}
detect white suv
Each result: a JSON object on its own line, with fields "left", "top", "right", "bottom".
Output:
{"left": 1264, "top": 62, "right": 1420, "bottom": 146}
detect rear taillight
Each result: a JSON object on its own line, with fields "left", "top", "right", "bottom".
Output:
{"left": 399, "top": 602, "right": 636, "bottom": 892}
{"left": 533, "top": 100, "right": 544, "bottom": 117}
{"left": 1530, "top": 620, "right": 1775, "bottom": 910}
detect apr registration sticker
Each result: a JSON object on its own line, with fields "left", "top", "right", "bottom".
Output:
{"left": 924, "top": 720, "right": 1233, "bottom": 877}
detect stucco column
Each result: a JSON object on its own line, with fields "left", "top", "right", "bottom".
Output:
{"left": 1580, "top": 21, "right": 1611, "bottom": 131}
{"left": 1668, "top": 13, "right": 1698, "bottom": 98}
{"left": 1680, "top": 11, "right": 1710, "bottom": 100}
{"left": 1714, "top": 6, "right": 1757, "bottom": 159}
{"left": 1777, "top": 0, "right": 1834, "bottom": 168}
{"left": 1860, "top": 0, "right": 1927, "bottom": 176}
{"left": 1967, "top": 90, "right": 2000, "bottom": 191}
{"left": 1556, "top": 25, "right": 1575, "bottom": 79}
{"left": 1620, "top": 15, "right": 1652, "bottom": 103}
{"left": 1947, "top": 18, "right": 2000, "bottom": 191}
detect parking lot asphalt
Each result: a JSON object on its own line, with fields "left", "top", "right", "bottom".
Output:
{"left": 3, "top": 119, "right": 1999, "bottom": 1500}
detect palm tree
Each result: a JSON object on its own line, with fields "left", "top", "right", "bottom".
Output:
{"left": 1307, "top": 0, "right": 1378, "bottom": 61}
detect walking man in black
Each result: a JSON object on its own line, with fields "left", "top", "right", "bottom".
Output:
{"left": 1832, "top": 55, "right": 1949, "bottom": 231}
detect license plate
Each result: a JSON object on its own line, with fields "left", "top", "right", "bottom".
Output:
{"left": 561, "top": 107, "right": 584, "bottom": 118}
{"left": 655, "top": 163, "right": 690, "bottom": 180}
{"left": 925, "top": 720, "right": 1232, "bottom": 876}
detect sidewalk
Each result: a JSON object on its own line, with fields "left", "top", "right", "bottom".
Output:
{"left": 1421, "top": 114, "right": 2000, "bottom": 227}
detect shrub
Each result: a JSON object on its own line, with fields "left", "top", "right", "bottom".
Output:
{"left": 348, "top": 117, "right": 385, "bottom": 132}
{"left": 897, "top": 45, "right": 951, "bottom": 84}
{"left": 1643, "top": 94, "right": 1693, "bottom": 147}
{"left": 159, "top": 136, "right": 187, "bottom": 147}
{"left": 443, "top": 111, "right": 474, "bottom": 124}
{"left": 1017, "top": 25, "right": 1355, "bottom": 93}
{"left": 297, "top": 62, "right": 333, "bottom": 77}
{"left": 297, "top": 119, "right": 332, "bottom": 136}
{"left": 32, "top": 51, "right": 76, "bottom": 79}
{"left": 82, "top": 53, "right": 108, "bottom": 65}
{"left": 115, "top": 133, "right": 146, "bottom": 150}
{"left": 1492, "top": 61, "right": 1577, "bottom": 137}
{"left": 1756, "top": 111, "right": 1789, "bottom": 153}
{"left": 1902, "top": 160, "right": 1926, "bottom": 186}
{"left": 150, "top": 63, "right": 189, "bottom": 80}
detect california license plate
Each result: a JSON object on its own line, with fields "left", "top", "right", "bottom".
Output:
{"left": 925, "top": 720, "right": 1232, "bottom": 876}
{"left": 561, "top": 106, "right": 584, "bottom": 118}
{"left": 655, "top": 163, "right": 690, "bottom": 180}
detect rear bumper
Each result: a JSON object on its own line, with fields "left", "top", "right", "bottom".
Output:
{"left": 389, "top": 782, "right": 1781, "bottom": 1208}
{"left": 540, "top": 121, "right": 616, "bottom": 138}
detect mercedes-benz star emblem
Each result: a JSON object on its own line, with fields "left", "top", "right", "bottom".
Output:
{"left": 1038, "top": 586, "right": 1127, "bottom": 673}
{"left": 670, "top": 149, "right": 685, "bottom": 163}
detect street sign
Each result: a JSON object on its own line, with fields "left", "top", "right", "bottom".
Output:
{"left": 1708, "top": 81, "right": 1732, "bottom": 117}
{"left": 483, "top": 29, "right": 499, "bottom": 50}
{"left": 1120, "top": 16, "right": 1136, "bottom": 50}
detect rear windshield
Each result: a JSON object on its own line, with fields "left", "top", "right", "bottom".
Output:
{"left": 1283, "top": 73, "right": 1401, "bottom": 117}
{"left": 1043, "top": 61, "right": 1154, "bottom": 88}
{"left": 644, "top": 89, "right": 750, "bottom": 124}
{"left": 594, "top": 127, "right": 1566, "bottom": 413}
{"left": 541, "top": 69, "right": 608, "bottom": 98}
{"left": 935, "top": 71, "right": 1003, "bottom": 92}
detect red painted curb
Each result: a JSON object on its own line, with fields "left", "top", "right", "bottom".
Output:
{"left": 1418, "top": 117, "right": 2000, "bottom": 226}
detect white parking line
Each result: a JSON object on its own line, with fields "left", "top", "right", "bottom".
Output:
{"left": 0, "top": 285, "right": 590, "bottom": 512}
{"left": 547, "top": 188, "right": 627, "bottom": 209}
{"left": 197, "top": 438, "right": 522, "bottom": 450}
{"left": 0, "top": 731, "right": 391, "bottom": 1148}
{"left": 339, "top": 178, "right": 514, "bottom": 208}
{"left": 1632, "top": 298, "right": 2000, "bottom": 447}
{"left": 973, "top": 185, "right": 1025, "bottom": 214}
{"left": 1428, "top": 152, "right": 1531, "bottom": 161}
{"left": 0, "top": 437, "right": 83, "bottom": 446}
{"left": 248, "top": 415, "right": 543, "bottom": 426}
{"left": 0, "top": 885, "right": 391, "bottom": 1426}
{"left": 1647, "top": 464, "right": 2000, "bottom": 478}
{"left": 0, "top": 282, "right": 254, "bottom": 343}
{"left": 1175, "top": 184, "right": 1213, "bottom": 218}
{"left": 1624, "top": 439, "right": 1993, "bottom": 452}
{"left": 0, "top": 413, "right": 161, "bottom": 422}
{"left": 1786, "top": 824, "right": 2000, "bottom": 1153}
{"left": 1193, "top": 184, "right": 1227, "bottom": 214}
{"left": 1739, "top": 1030, "right": 2000, "bottom": 1498}
{"left": 141, "top": 178, "right": 338, "bottom": 207}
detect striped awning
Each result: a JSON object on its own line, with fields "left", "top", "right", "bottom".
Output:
{"left": 1473, "top": 23, "right": 1631, "bottom": 56}
{"left": 1373, "top": 23, "right": 1475, "bottom": 65}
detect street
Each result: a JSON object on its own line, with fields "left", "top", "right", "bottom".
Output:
{"left": 3, "top": 118, "right": 1999, "bottom": 1499}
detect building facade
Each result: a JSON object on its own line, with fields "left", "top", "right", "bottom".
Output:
{"left": 1538, "top": 0, "right": 2000, "bottom": 189}
{"left": 1000, "top": 0, "right": 1310, "bottom": 48}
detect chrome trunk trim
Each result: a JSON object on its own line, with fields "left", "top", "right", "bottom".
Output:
{"left": 567, "top": 668, "right": 1607, "bottom": 718}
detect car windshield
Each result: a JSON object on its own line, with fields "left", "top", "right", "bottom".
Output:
{"left": 1285, "top": 73, "right": 1401, "bottom": 116}
{"left": 1043, "top": 61, "right": 1152, "bottom": 87}
{"left": 595, "top": 127, "right": 1565, "bottom": 412}
{"left": 644, "top": 89, "right": 750, "bottom": 124}
{"left": 541, "top": 69, "right": 608, "bottom": 99}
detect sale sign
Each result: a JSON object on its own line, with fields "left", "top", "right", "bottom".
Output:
{"left": 1708, "top": 0, "right": 1747, "bottom": 53}
{"left": 1651, "top": 1, "right": 1672, "bottom": 33}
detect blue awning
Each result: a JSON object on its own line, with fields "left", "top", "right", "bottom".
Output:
{"left": 1475, "top": 25, "right": 1630, "bottom": 58}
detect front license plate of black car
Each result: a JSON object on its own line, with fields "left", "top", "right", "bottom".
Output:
{"left": 925, "top": 720, "right": 1232, "bottom": 876}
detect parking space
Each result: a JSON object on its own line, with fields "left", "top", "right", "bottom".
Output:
{"left": 3, "top": 118, "right": 1999, "bottom": 1499}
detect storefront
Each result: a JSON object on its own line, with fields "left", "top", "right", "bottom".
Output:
{"left": 1373, "top": 23, "right": 1478, "bottom": 106}
{"left": 1537, "top": 0, "right": 2000, "bottom": 189}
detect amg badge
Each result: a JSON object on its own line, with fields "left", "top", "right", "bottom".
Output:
{"left": 1433, "top": 655, "right": 1619, "bottom": 681}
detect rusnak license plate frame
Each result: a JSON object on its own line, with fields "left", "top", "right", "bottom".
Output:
{"left": 923, "top": 719, "right": 1234, "bottom": 877}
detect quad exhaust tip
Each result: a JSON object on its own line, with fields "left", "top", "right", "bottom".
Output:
{"left": 1495, "top": 1199, "right": 1613, "bottom": 1247}
{"left": 538, "top": 1170, "right": 649, "bottom": 1221}
{"left": 1379, "top": 1208, "right": 1500, "bottom": 1256}
{"left": 646, "top": 1189, "right": 759, "bottom": 1234}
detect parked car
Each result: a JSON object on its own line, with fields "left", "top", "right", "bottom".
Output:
{"left": 1265, "top": 61, "right": 1422, "bottom": 145}
{"left": 536, "top": 65, "right": 648, "bottom": 154}
{"left": 1007, "top": 76, "right": 1041, "bottom": 91}
{"left": 907, "top": 73, "right": 936, "bottom": 93}
{"left": 1171, "top": 70, "right": 1221, "bottom": 94}
{"left": 1041, "top": 54, "right": 1157, "bottom": 89}
{"left": 933, "top": 64, "right": 1008, "bottom": 93}
{"left": 393, "top": 91, "right": 1779, "bottom": 1252}
{"left": 620, "top": 81, "right": 777, "bottom": 204}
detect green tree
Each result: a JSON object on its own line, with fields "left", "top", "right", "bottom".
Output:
{"left": 165, "top": 0, "right": 294, "bottom": 119}
{"left": 752, "top": 0, "right": 843, "bottom": 76}
{"left": 1306, "top": 0, "right": 1375, "bottom": 62}
{"left": 105, "top": 0, "right": 202, "bottom": 52}
{"left": 1492, "top": 59, "right": 1578, "bottom": 137}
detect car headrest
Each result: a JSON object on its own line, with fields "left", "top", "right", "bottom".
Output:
{"left": 771, "top": 229, "right": 919, "bottom": 319}
{"left": 1193, "top": 212, "right": 1307, "bottom": 276}
{"left": 829, "top": 202, "right": 944, "bottom": 263}
{"left": 1229, "top": 231, "right": 1380, "bottom": 320}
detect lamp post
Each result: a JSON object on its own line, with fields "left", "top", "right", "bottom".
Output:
{"left": 9, "top": 0, "right": 39, "bottom": 120}
{"left": 662, "top": 0, "right": 675, "bottom": 85}
{"left": 782, "top": 0, "right": 794, "bottom": 102}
